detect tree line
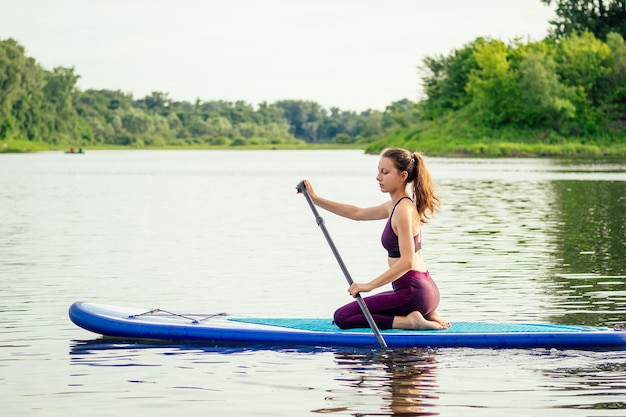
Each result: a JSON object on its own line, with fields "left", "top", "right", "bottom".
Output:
{"left": 2, "top": 0, "right": 625, "bottom": 151}
{"left": 419, "top": 31, "right": 626, "bottom": 135}
{"left": 419, "top": 1, "right": 626, "bottom": 137}
{"left": 0, "top": 38, "right": 416, "bottom": 148}
{"left": 542, "top": 0, "right": 626, "bottom": 41}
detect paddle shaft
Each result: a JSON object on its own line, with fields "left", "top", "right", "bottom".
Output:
{"left": 297, "top": 181, "right": 387, "bottom": 349}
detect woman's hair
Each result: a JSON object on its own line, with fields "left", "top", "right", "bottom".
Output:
{"left": 381, "top": 148, "right": 441, "bottom": 222}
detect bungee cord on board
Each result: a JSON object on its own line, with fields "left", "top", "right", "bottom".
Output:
{"left": 128, "top": 309, "right": 227, "bottom": 324}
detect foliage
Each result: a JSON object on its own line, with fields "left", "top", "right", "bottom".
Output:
{"left": 410, "top": 4, "right": 626, "bottom": 155}
{"left": 2, "top": 12, "right": 626, "bottom": 157}
{"left": 465, "top": 39, "right": 520, "bottom": 126}
{"left": 418, "top": 30, "right": 626, "bottom": 142}
{"left": 540, "top": 0, "right": 626, "bottom": 40}
{"left": 273, "top": 99, "right": 417, "bottom": 144}
{"left": 419, "top": 39, "right": 479, "bottom": 119}
{"left": 0, "top": 38, "right": 416, "bottom": 150}
{"left": 0, "top": 39, "right": 88, "bottom": 144}
{"left": 364, "top": 106, "right": 626, "bottom": 157}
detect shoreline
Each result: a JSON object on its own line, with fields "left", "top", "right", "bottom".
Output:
{"left": 2, "top": 140, "right": 624, "bottom": 158}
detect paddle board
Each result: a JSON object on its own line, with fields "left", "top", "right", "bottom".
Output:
{"left": 68, "top": 301, "right": 626, "bottom": 349}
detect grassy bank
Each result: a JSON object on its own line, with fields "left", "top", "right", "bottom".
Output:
{"left": 365, "top": 111, "right": 626, "bottom": 157}
{"left": 3, "top": 118, "right": 625, "bottom": 157}
{"left": 1, "top": 140, "right": 54, "bottom": 153}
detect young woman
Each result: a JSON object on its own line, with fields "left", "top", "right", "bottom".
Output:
{"left": 299, "top": 148, "right": 449, "bottom": 330}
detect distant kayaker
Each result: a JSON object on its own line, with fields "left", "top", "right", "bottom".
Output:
{"left": 298, "top": 148, "right": 449, "bottom": 330}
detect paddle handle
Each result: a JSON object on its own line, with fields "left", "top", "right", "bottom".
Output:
{"left": 297, "top": 181, "right": 387, "bottom": 349}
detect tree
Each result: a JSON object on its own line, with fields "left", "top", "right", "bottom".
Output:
{"left": 136, "top": 91, "right": 171, "bottom": 113}
{"left": 384, "top": 99, "right": 420, "bottom": 128}
{"left": 419, "top": 39, "right": 481, "bottom": 119}
{"left": 0, "top": 39, "right": 26, "bottom": 137}
{"left": 604, "top": 32, "right": 626, "bottom": 115}
{"left": 0, "top": 38, "right": 45, "bottom": 140}
{"left": 317, "top": 107, "right": 359, "bottom": 142}
{"left": 517, "top": 50, "right": 576, "bottom": 127}
{"left": 274, "top": 100, "right": 326, "bottom": 142}
{"left": 555, "top": 30, "right": 612, "bottom": 128}
{"left": 541, "top": 0, "right": 626, "bottom": 40}
{"left": 42, "top": 67, "right": 81, "bottom": 134}
{"left": 466, "top": 39, "right": 519, "bottom": 126}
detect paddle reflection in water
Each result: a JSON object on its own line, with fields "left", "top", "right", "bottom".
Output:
{"left": 318, "top": 348, "right": 439, "bottom": 416}
{"left": 71, "top": 339, "right": 441, "bottom": 416}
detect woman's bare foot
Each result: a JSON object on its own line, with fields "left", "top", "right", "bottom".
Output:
{"left": 393, "top": 311, "right": 445, "bottom": 330}
{"left": 425, "top": 310, "right": 451, "bottom": 329}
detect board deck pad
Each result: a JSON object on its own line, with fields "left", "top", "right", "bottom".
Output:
{"left": 228, "top": 317, "right": 606, "bottom": 334}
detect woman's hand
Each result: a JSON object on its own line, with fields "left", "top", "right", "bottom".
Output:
{"left": 296, "top": 179, "right": 312, "bottom": 193}
{"left": 348, "top": 282, "right": 374, "bottom": 298}
{"left": 296, "top": 179, "right": 318, "bottom": 200}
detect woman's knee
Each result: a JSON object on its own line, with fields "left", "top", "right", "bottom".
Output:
{"left": 333, "top": 308, "right": 349, "bottom": 329}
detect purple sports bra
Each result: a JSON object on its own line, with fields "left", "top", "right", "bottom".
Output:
{"left": 381, "top": 197, "right": 421, "bottom": 258}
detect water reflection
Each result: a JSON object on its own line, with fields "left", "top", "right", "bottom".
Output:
{"left": 550, "top": 180, "right": 625, "bottom": 275}
{"left": 540, "top": 350, "right": 626, "bottom": 411}
{"left": 69, "top": 338, "right": 314, "bottom": 357}
{"left": 546, "top": 180, "right": 626, "bottom": 327}
{"left": 321, "top": 348, "right": 439, "bottom": 416}
{"left": 72, "top": 340, "right": 441, "bottom": 416}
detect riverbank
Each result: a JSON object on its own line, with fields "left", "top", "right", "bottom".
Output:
{"left": 364, "top": 111, "right": 626, "bottom": 157}
{"left": 3, "top": 126, "right": 625, "bottom": 157}
{"left": 0, "top": 140, "right": 364, "bottom": 154}
{"left": 365, "top": 131, "right": 626, "bottom": 157}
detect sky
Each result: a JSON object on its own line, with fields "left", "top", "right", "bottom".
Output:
{"left": 1, "top": 0, "right": 556, "bottom": 112}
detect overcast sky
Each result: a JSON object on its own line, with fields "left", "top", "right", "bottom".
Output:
{"left": 1, "top": 0, "right": 556, "bottom": 112}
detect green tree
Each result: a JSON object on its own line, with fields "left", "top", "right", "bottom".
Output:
{"left": 466, "top": 39, "right": 519, "bottom": 126}
{"left": 541, "top": 0, "right": 626, "bottom": 40}
{"left": 136, "top": 91, "right": 171, "bottom": 113}
{"left": 317, "top": 107, "right": 358, "bottom": 142}
{"left": 332, "top": 133, "right": 353, "bottom": 144}
{"left": 556, "top": 31, "right": 611, "bottom": 101}
{"left": 383, "top": 99, "right": 420, "bottom": 129}
{"left": 42, "top": 67, "right": 83, "bottom": 138}
{"left": 0, "top": 38, "right": 45, "bottom": 140}
{"left": 275, "top": 100, "right": 325, "bottom": 142}
{"left": 603, "top": 32, "right": 626, "bottom": 119}
{"left": 0, "top": 39, "right": 26, "bottom": 139}
{"left": 75, "top": 89, "right": 134, "bottom": 143}
{"left": 419, "top": 39, "right": 480, "bottom": 119}
{"left": 554, "top": 31, "right": 612, "bottom": 129}
{"left": 516, "top": 50, "right": 576, "bottom": 127}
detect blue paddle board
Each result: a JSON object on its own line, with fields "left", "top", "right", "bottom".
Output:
{"left": 68, "top": 301, "right": 626, "bottom": 349}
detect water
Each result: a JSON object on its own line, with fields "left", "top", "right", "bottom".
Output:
{"left": 1, "top": 150, "right": 625, "bottom": 416}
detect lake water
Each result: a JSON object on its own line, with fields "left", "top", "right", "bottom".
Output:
{"left": 1, "top": 150, "right": 625, "bottom": 416}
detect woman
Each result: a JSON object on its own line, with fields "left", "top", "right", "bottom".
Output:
{"left": 299, "top": 148, "right": 449, "bottom": 330}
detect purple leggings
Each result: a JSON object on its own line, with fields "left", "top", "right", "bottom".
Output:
{"left": 333, "top": 270, "right": 440, "bottom": 330}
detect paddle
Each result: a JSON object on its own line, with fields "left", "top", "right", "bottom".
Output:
{"left": 297, "top": 181, "right": 388, "bottom": 349}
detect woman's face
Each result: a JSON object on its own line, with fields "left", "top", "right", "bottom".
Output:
{"left": 376, "top": 156, "right": 407, "bottom": 193}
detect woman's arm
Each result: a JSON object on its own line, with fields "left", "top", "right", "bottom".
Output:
{"left": 348, "top": 200, "right": 417, "bottom": 296}
{"left": 300, "top": 180, "right": 388, "bottom": 221}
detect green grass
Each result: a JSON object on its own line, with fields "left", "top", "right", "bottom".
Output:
{"left": 365, "top": 110, "right": 626, "bottom": 157}
{"left": 3, "top": 114, "right": 625, "bottom": 157}
{"left": 0, "top": 140, "right": 53, "bottom": 153}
